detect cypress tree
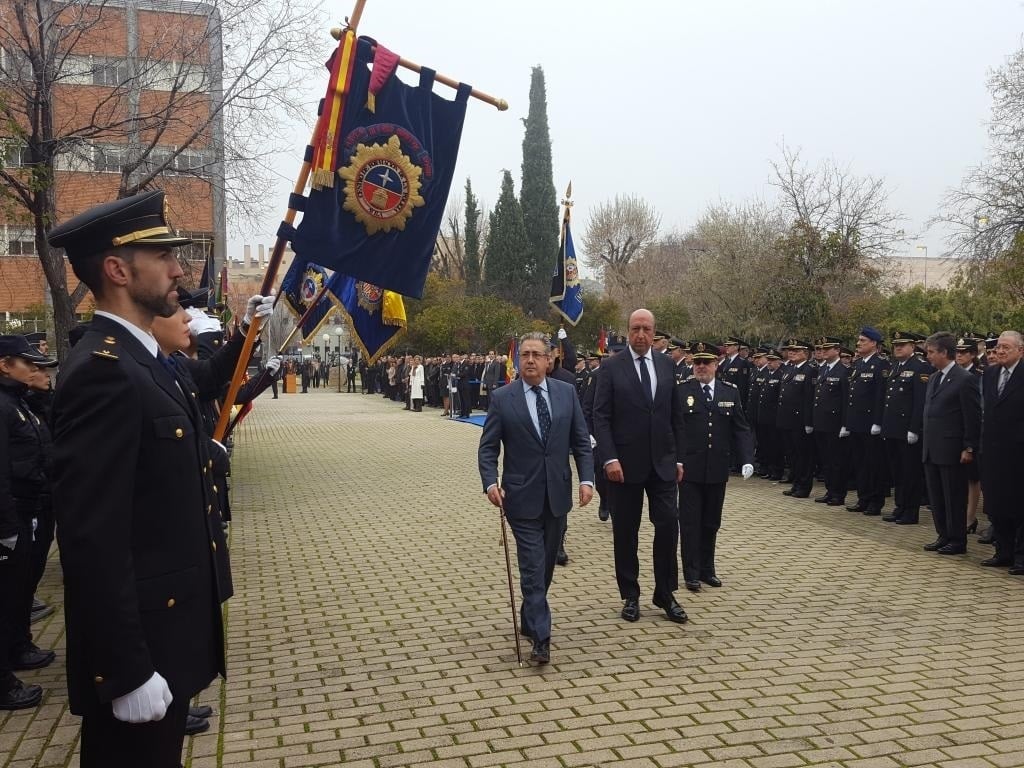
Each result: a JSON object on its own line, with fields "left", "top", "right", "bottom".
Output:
{"left": 519, "top": 66, "right": 560, "bottom": 317}
{"left": 464, "top": 178, "right": 482, "bottom": 295}
{"left": 484, "top": 170, "right": 532, "bottom": 309}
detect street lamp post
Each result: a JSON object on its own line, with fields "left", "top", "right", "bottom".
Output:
{"left": 916, "top": 245, "right": 928, "bottom": 289}
{"left": 323, "top": 333, "right": 331, "bottom": 387}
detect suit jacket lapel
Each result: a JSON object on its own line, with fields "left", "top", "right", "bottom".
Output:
{"left": 997, "top": 364, "right": 1022, "bottom": 403}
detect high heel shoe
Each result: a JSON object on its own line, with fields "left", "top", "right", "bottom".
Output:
{"left": 966, "top": 520, "right": 978, "bottom": 534}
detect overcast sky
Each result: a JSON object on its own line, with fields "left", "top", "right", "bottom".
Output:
{"left": 229, "top": 0, "right": 1024, "bottom": 268}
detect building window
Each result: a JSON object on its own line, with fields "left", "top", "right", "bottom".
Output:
{"left": 94, "top": 143, "right": 128, "bottom": 173}
{"left": 1, "top": 140, "right": 32, "bottom": 168}
{"left": 1, "top": 227, "right": 36, "bottom": 257}
{"left": 92, "top": 57, "right": 130, "bottom": 87}
{"left": 0, "top": 46, "right": 31, "bottom": 82}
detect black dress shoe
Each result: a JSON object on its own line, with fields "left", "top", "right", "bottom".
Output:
{"left": 846, "top": 503, "right": 867, "bottom": 512}
{"left": 862, "top": 508, "right": 881, "bottom": 516}
{"left": 555, "top": 547, "right": 568, "bottom": 566}
{"left": 937, "top": 543, "right": 966, "bottom": 555}
{"left": 652, "top": 595, "right": 689, "bottom": 624}
{"left": 700, "top": 575, "right": 722, "bottom": 588}
{"left": 790, "top": 490, "right": 810, "bottom": 499}
{"left": 882, "top": 514, "right": 902, "bottom": 523}
{"left": 980, "top": 556, "right": 1013, "bottom": 567}
{"left": 11, "top": 646, "right": 56, "bottom": 670}
{"left": 684, "top": 580, "right": 701, "bottom": 592}
{"left": 0, "top": 680, "right": 42, "bottom": 710}
{"left": 895, "top": 517, "right": 919, "bottom": 525}
{"left": 621, "top": 598, "right": 640, "bottom": 622}
{"left": 190, "top": 705, "right": 214, "bottom": 719}
{"left": 782, "top": 488, "right": 795, "bottom": 496}
{"left": 30, "top": 598, "right": 54, "bottom": 624}
{"left": 826, "top": 498, "right": 846, "bottom": 506}
{"left": 814, "top": 495, "right": 831, "bottom": 503}
{"left": 529, "top": 639, "right": 550, "bottom": 665}
{"left": 1009, "top": 565, "right": 1024, "bottom": 576}
{"left": 185, "top": 714, "right": 210, "bottom": 735}
{"left": 923, "top": 539, "right": 949, "bottom": 551}
{"left": 598, "top": 502, "right": 609, "bottom": 522}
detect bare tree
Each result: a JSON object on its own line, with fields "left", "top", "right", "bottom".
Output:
{"left": 939, "top": 45, "right": 1024, "bottom": 262}
{"left": 581, "top": 194, "right": 661, "bottom": 289}
{"left": 771, "top": 145, "right": 906, "bottom": 279}
{"left": 433, "top": 194, "right": 466, "bottom": 282}
{"left": 0, "top": 0, "right": 324, "bottom": 359}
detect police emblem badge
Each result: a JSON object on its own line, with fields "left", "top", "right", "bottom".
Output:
{"left": 687, "top": 395, "right": 695, "bottom": 407}
{"left": 338, "top": 134, "right": 425, "bottom": 234}
{"left": 300, "top": 268, "right": 325, "bottom": 306}
{"left": 356, "top": 281, "right": 383, "bottom": 314}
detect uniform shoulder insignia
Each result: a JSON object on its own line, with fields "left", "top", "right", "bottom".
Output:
{"left": 103, "top": 336, "right": 117, "bottom": 345}
{"left": 919, "top": 374, "right": 930, "bottom": 382}
{"left": 720, "top": 380, "right": 738, "bottom": 389}
{"left": 91, "top": 349, "right": 119, "bottom": 360}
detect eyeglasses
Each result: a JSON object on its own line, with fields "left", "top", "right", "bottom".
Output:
{"left": 692, "top": 359, "right": 715, "bottom": 366}
{"left": 519, "top": 351, "right": 549, "bottom": 359}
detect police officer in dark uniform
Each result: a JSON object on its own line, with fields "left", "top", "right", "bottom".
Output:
{"left": 718, "top": 336, "right": 752, "bottom": 409}
{"left": 880, "top": 331, "right": 931, "bottom": 525}
{"left": 676, "top": 342, "right": 754, "bottom": 592}
{"left": 669, "top": 337, "right": 691, "bottom": 384}
{"left": 581, "top": 352, "right": 610, "bottom": 521}
{"left": 844, "top": 327, "right": 891, "bottom": 516}
{"left": 777, "top": 340, "right": 816, "bottom": 497}
{"left": 747, "top": 347, "right": 768, "bottom": 472}
{"left": 756, "top": 349, "right": 785, "bottom": 480}
{"left": 0, "top": 335, "right": 59, "bottom": 711}
{"left": 47, "top": 190, "right": 225, "bottom": 768}
{"left": 811, "top": 337, "right": 850, "bottom": 506}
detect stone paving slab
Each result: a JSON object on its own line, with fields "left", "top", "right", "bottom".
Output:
{"left": 3, "top": 389, "right": 1024, "bottom": 767}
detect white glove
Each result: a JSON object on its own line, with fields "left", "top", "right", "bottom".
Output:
{"left": 266, "top": 356, "right": 282, "bottom": 375}
{"left": 870, "top": 424, "right": 882, "bottom": 436}
{"left": 907, "top": 431, "right": 919, "bottom": 445}
{"left": 557, "top": 328, "right": 567, "bottom": 340}
{"left": 0, "top": 534, "right": 18, "bottom": 550}
{"left": 185, "top": 308, "right": 223, "bottom": 336}
{"left": 589, "top": 434, "right": 597, "bottom": 448}
{"left": 741, "top": 464, "right": 754, "bottom": 480}
{"left": 839, "top": 427, "right": 850, "bottom": 438}
{"left": 804, "top": 426, "right": 813, "bottom": 435}
{"left": 243, "top": 291, "right": 276, "bottom": 325}
{"left": 111, "top": 671, "right": 173, "bottom": 723}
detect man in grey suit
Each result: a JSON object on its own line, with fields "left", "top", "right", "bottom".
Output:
{"left": 922, "top": 331, "right": 982, "bottom": 555}
{"left": 478, "top": 332, "right": 594, "bottom": 664}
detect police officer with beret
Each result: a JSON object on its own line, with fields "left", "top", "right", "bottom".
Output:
{"left": 843, "top": 327, "right": 891, "bottom": 516}
{"left": 676, "top": 342, "right": 754, "bottom": 592}
{"left": 47, "top": 190, "right": 226, "bottom": 767}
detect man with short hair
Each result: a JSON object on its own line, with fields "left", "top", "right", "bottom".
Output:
{"left": 593, "top": 309, "right": 688, "bottom": 624}
{"left": 844, "top": 327, "right": 891, "bottom": 516}
{"left": 979, "top": 331, "right": 1024, "bottom": 572}
{"left": 478, "top": 332, "right": 594, "bottom": 664}
{"left": 921, "top": 331, "right": 981, "bottom": 555}
{"left": 811, "top": 337, "right": 851, "bottom": 506}
{"left": 777, "top": 340, "right": 816, "bottom": 498}
{"left": 47, "top": 190, "right": 226, "bottom": 767}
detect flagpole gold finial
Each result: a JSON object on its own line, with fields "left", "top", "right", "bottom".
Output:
{"left": 561, "top": 181, "right": 573, "bottom": 210}
{"left": 496, "top": 98, "right": 509, "bottom": 111}
{"left": 330, "top": 26, "right": 343, "bottom": 40}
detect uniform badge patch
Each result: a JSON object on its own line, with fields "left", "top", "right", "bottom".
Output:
{"left": 795, "top": 374, "right": 805, "bottom": 382}
{"left": 686, "top": 395, "right": 695, "bottom": 407}
{"left": 356, "top": 281, "right": 383, "bottom": 314}
{"left": 901, "top": 370, "right": 914, "bottom": 377}
{"left": 338, "top": 134, "right": 425, "bottom": 234}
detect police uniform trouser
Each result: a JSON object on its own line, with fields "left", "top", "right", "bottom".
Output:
{"left": 80, "top": 695, "right": 188, "bottom": 768}
{"left": 784, "top": 428, "right": 813, "bottom": 491}
{"left": 885, "top": 437, "right": 924, "bottom": 519}
{"left": 678, "top": 480, "right": 726, "bottom": 583}
{"left": 0, "top": 519, "right": 32, "bottom": 687}
{"left": 815, "top": 431, "right": 847, "bottom": 501}
{"left": 851, "top": 432, "right": 887, "bottom": 510}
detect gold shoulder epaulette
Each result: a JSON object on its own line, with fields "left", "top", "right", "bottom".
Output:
{"left": 92, "top": 349, "right": 119, "bottom": 360}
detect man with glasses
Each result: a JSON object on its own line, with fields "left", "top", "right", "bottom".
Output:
{"left": 478, "top": 333, "right": 594, "bottom": 664}
{"left": 676, "top": 342, "right": 754, "bottom": 592}
{"left": 593, "top": 309, "right": 688, "bottom": 624}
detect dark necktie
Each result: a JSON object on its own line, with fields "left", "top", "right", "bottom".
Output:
{"left": 638, "top": 355, "right": 653, "bottom": 404}
{"left": 157, "top": 351, "right": 177, "bottom": 380}
{"left": 703, "top": 383, "right": 712, "bottom": 404}
{"left": 999, "top": 367, "right": 1010, "bottom": 396}
{"left": 933, "top": 370, "right": 945, "bottom": 394}
{"left": 531, "top": 385, "right": 551, "bottom": 442}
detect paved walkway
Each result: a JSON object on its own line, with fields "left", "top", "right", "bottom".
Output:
{"left": 4, "top": 389, "right": 1024, "bottom": 768}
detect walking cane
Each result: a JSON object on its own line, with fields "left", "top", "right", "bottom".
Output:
{"left": 497, "top": 497, "right": 523, "bottom": 667}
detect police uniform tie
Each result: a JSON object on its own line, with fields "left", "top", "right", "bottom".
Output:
{"left": 703, "top": 383, "right": 713, "bottom": 404}
{"left": 157, "top": 351, "right": 177, "bottom": 379}
{"left": 638, "top": 355, "right": 653, "bottom": 404}
{"left": 531, "top": 384, "right": 551, "bottom": 442}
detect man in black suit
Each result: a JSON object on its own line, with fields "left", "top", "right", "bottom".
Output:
{"left": 979, "top": 331, "right": 1024, "bottom": 572}
{"left": 921, "top": 331, "right": 982, "bottom": 555}
{"left": 593, "top": 309, "right": 688, "bottom": 624}
{"left": 676, "top": 342, "right": 754, "bottom": 592}
{"left": 478, "top": 333, "right": 594, "bottom": 664}
{"left": 880, "top": 331, "right": 932, "bottom": 525}
{"left": 47, "top": 191, "right": 225, "bottom": 768}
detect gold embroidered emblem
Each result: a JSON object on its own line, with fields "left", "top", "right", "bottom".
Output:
{"left": 338, "top": 135, "right": 425, "bottom": 234}
{"left": 686, "top": 395, "right": 695, "bottom": 407}
{"left": 92, "top": 350, "right": 118, "bottom": 360}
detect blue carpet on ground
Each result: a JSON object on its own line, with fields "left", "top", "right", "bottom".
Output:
{"left": 454, "top": 415, "right": 486, "bottom": 427}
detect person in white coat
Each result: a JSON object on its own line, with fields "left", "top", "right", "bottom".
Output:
{"left": 410, "top": 356, "right": 426, "bottom": 412}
